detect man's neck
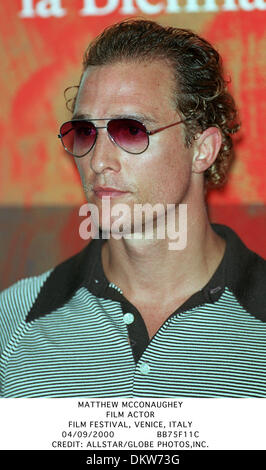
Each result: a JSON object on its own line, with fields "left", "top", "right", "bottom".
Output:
{"left": 101, "top": 204, "right": 226, "bottom": 307}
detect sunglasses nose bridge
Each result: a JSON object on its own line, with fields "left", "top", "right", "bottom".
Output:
{"left": 106, "top": 126, "right": 118, "bottom": 148}
{"left": 88, "top": 126, "right": 123, "bottom": 174}
{"left": 93, "top": 124, "right": 117, "bottom": 150}
{"left": 88, "top": 125, "right": 112, "bottom": 155}
{"left": 98, "top": 121, "right": 125, "bottom": 151}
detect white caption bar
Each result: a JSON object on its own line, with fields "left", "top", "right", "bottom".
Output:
{"left": 0, "top": 398, "right": 265, "bottom": 450}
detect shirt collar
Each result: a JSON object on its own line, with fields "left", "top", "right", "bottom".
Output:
{"left": 26, "top": 224, "right": 266, "bottom": 322}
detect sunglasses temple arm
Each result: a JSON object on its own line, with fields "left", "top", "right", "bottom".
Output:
{"left": 148, "top": 119, "right": 186, "bottom": 136}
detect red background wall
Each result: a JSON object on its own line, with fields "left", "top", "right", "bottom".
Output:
{"left": 0, "top": 1, "right": 265, "bottom": 289}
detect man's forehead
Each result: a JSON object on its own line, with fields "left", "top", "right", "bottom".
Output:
{"left": 79, "top": 61, "right": 176, "bottom": 94}
{"left": 75, "top": 61, "right": 178, "bottom": 119}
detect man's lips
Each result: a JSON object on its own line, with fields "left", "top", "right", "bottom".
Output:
{"left": 93, "top": 186, "right": 129, "bottom": 199}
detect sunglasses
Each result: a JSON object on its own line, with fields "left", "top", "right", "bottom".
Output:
{"left": 58, "top": 117, "right": 186, "bottom": 157}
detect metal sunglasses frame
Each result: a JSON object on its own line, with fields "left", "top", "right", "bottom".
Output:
{"left": 58, "top": 117, "right": 186, "bottom": 157}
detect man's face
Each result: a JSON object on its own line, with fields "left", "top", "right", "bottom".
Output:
{"left": 73, "top": 60, "right": 195, "bottom": 235}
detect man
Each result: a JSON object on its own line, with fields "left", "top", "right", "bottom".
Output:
{"left": 1, "top": 19, "right": 265, "bottom": 398}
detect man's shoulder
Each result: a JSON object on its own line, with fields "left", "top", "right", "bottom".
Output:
{"left": 0, "top": 270, "right": 53, "bottom": 319}
{"left": 232, "top": 243, "right": 266, "bottom": 321}
{"left": 220, "top": 224, "right": 266, "bottom": 279}
{"left": 0, "top": 238, "right": 104, "bottom": 325}
{"left": 0, "top": 270, "right": 53, "bottom": 352}
{"left": 213, "top": 224, "right": 266, "bottom": 320}
{"left": 0, "top": 239, "right": 101, "bottom": 306}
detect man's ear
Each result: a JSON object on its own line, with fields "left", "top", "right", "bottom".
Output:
{"left": 192, "top": 127, "right": 222, "bottom": 174}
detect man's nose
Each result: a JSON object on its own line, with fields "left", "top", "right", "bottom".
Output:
{"left": 89, "top": 129, "right": 122, "bottom": 174}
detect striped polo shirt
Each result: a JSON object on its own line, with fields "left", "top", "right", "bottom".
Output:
{"left": 0, "top": 224, "right": 266, "bottom": 398}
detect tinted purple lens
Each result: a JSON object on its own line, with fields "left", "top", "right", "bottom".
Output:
{"left": 107, "top": 119, "right": 149, "bottom": 154}
{"left": 60, "top": 121, "right": 97, "bottom": 157}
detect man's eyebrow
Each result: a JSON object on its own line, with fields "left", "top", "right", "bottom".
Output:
{"left": 72, "top": 113, "right": 92, "bottom": 120}
{"left": 112, "top": 113, "right": 157, "bottom": 124}
{"left": 71, "top": 112, "right": 157, "bottom": 124}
